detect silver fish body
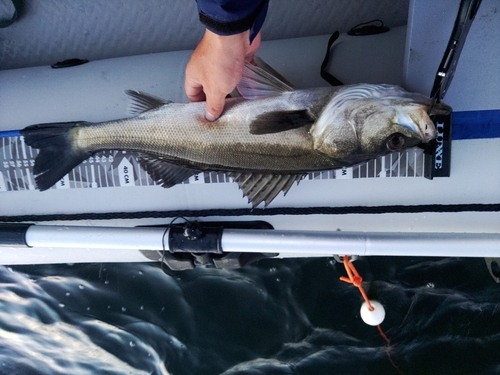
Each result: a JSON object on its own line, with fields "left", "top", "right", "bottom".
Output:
{"left": 77, "top": 88, "right": 341, "bottom": 173}
{"left": 22, "top": 59, "right": 446, "bottom": 207}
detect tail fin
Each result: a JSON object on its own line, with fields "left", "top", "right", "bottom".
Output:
{"left": 21, "top": 122, "right": 91, "bottom": 191}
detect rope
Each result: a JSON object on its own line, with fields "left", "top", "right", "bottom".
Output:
{"left": 340, "top": 256, "right": 374, "bottom": 311}
{"left": 339, "top": 256, "right": 392, "bottom": 345}
{"left": 339, "top": 256, "right": 404, "bottom": 373}
{"left": 0, "top": 203, "right": 498, "bottom": 223}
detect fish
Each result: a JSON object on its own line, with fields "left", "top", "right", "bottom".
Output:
{"left": 21, "top": 57, "right": 449, "bottom": 207}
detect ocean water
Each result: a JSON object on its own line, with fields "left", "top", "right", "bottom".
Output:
{"left": 1, "top": 256, "right": 499, "bottom": 375}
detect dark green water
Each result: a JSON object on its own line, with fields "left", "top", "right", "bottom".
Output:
{"left": 1, "top": 257, "right": 499, "bottom": 374}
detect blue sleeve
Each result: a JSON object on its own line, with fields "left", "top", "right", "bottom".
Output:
{"left": 195, "top": 0, "right": 269, "bottom": 42}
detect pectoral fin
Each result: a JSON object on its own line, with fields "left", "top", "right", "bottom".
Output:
{"left": 138, "top": 154, "right": 199, "bottom": 188}
{"left": 249, "top": 109, "right": 315, "bottom": 135}
{"left": 229, "top": 172, "right": 305, "bottom": 207}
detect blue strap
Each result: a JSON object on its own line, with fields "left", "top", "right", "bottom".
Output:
{"left": 452, "top": 110, "right": 500, "bottom": 140}
{"left": 0, "top": 130, "right": 21, "bottom": 138}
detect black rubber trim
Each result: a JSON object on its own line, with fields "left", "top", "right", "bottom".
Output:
{"left": 0, "top": 204, "right": 498, "bottom": 223}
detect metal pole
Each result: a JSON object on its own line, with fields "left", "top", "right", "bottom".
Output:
{"left": 11, "top": 225, "right": 500, "bottom": 258}
{"left": 0, "top": 224, "right": 500, "bottom": 257}
{"left": 25, "top": 225, "right": 169, "bottom": 250}
{"left": 221, "top": 229, "right": 500, "bottom": 257}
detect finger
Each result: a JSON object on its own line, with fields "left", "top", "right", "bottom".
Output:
{"left": 246, "top": 32, "right": 261, "bottom": 62}
{"left": 187, "top": 90, "right": 206, "bottom": 103}
{"left": 185, "top": 78, "right": 206, "bottom": 103}
{"left": 205, "top": 92, "right": 226, "bottom": 121}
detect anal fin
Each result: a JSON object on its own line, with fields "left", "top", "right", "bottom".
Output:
{"left": 229, "top": 172, "right": 305, "bottom": 208}
{"left": 138, "top": 153, "right": 304, "bottom": 207}
{"left": 138, "top": 153, "right": 199, "bottom": 188}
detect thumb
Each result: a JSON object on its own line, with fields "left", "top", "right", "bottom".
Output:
{"left": 205, "top": 92, "right": 226, "bottom": 121}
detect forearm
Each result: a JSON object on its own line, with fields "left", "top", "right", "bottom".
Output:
{"left": 195, "top": 0, "right": 269, "bottom": 42}
{"left": 186, "top": 0, "right": 266, "bottom": 120}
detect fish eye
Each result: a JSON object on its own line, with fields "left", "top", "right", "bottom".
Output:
{"left": 386, "top": 133, "right": 406, "bottom": 151}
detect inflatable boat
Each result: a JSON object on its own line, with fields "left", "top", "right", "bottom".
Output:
{"left": 0, "top": 0, "right": 498, "bottom": 266}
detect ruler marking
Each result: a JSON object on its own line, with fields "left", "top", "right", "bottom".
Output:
{"left": 20, "top": 136, "right": 27, "bottom": 159}
{"left": 97, "top": 165, "right": 102, "bottom": 187}
{"left": 91, "top": 165, "right": 96, "bottom": 188}
{"left": 104, "top": 164, "right": 108, "bottom": 187}
{"left": 9, "top": 138, "right": 13, "bottom": 159}
{"left": 25, "top": 168, "right": 34, "bottom": 190}
{"left": 85, "top": 165, "right": 90, "bottom": 187}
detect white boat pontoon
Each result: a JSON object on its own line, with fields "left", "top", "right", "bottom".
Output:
{"left": 0, "top": 0, "right": 498, "bottom": 267}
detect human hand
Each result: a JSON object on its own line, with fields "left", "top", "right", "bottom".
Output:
{"left": 185, "top": 29, "right": 261, "bottom": 121}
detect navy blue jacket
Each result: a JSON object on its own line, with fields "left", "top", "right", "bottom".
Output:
{"left": 195, "top": 0, "right": 269, "bottom": 42}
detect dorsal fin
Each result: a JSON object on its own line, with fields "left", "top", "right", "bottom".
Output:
{"left": 125, "top": 90, "right": 172, "bottom": 115}
{"left": 237, "top": 56, "right": 294, "bottom": 99}
{"left": 253, "top": 56, "right": 294, "bottom": 88}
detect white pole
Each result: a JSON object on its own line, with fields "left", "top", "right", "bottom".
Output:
{"left": 221, "top": 229, "right": 500, "bottom": 257}
{"left": 18, "top": 225, "right": 500, "bottom": 258}
{"left": 25, "top": 225, "right": 169, "bottom": 250}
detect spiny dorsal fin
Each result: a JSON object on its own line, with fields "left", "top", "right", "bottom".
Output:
{"left": 125, "top": 90, "right": 172, "bottom": 115}
{"left": 228, "top": 172, "right": 305, "bottom": 207}
{"left": 138, "top": 153, "right": 199, "bottom": 188}
{"left": 249, "top": 109, "right": 315, "bottom": 135}
{"left": 237, "top": 56, "right": 294, "bottom": 99}
{"left": 253, "top": 56, "right": 294, "bottom": 88}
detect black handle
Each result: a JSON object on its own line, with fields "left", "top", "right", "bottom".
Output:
{"left": 0, "top": 223, "right": 33, "bottom": 246}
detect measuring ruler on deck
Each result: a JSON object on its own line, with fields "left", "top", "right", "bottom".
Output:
{"left": 0, "top": 134, "right": 431, "bottom": 192}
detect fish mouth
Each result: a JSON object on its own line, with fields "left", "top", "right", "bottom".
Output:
{"left": 415, "top": 108, "right": 437, "bottom": 143}
{"left": 396, "top": 107, "right": 437, "bottom": 143}
{"left": 422, "top": 118, "right": 437, "bottom": 143}
{"left": 423, "top": 101, "right": 451, "bottom": 141}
